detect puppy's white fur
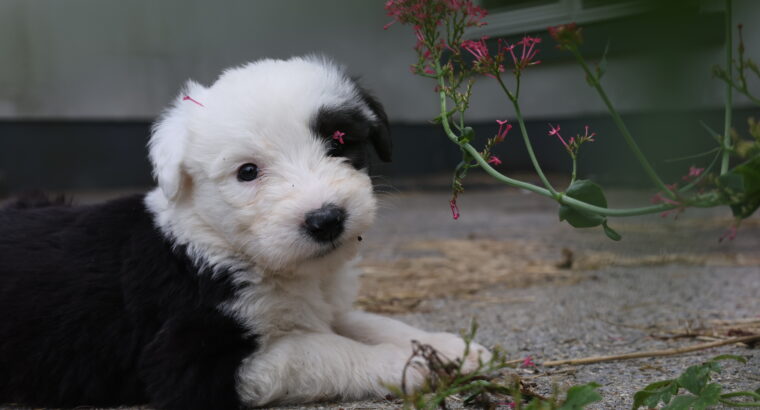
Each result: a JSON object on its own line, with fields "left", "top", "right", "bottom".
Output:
{"left": 145, "top": 56, "right": 490, "bottom": 406}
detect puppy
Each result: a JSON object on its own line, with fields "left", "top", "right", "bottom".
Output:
{"left": 0, "top": 56, "right": 490, "bottom": 409}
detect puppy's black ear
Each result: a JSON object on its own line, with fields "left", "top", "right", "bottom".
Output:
{"left": 356, "top": 86, "right": 392, "bottom": 162}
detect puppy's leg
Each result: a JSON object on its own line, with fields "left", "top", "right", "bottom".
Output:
{"left": 236, "top": 333, "right": 426, "bottom": 406}
{"left": 333, "top": 311, "right": 491, "bottom": 372}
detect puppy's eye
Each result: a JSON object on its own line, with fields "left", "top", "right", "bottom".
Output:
{"left": 237, "top": 163, "right": 259, "bottom": 182}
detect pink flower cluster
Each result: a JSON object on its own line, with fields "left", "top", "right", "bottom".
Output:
{"left": 649, "top": 165, "right": 705, "bottom": 219}
{"left": 521, "top": 355, "right": 536, "bottom": 367}
{"left": 719, "top": 225, "right": 738, "bottom": 242}
{"left": 451, "top": 119, "right": 510, "bottom": 220}
{"left": 504, "top": 36, "right": 542, "bottom": 71}
{"left": 547, "top": 123, "right": 597, "bottom": 155}
{"left": 548, "top": 23, "right": 583, "bottom": 49}
{"left": 411, "top": 25, "right": 445, "bottom": 75}
{"left": 485, "top": 119, "right": 512, "bottom": 167}
{"left": 650, "top": 183, "right": 684, "bottom": 219}
{"left": 384, "top": 0, "right": 487, "bottom": 30}
{"left": 496, "top": 119, "right": 512, "bottom": 142}
{"left": 461, "top": 35, "right": 542, "bottom": 77}
{"left": 449, "top": 198, "right": 460, "bottom": 220}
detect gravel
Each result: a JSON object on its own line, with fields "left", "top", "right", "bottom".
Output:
{"left": 3, "top": 187, "right": 759, "bottom": 409}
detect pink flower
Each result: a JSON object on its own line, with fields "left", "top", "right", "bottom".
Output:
{"left": 507, "top": 36, "right": 542, "bottom": 70}
{"left": 487, "top": 155, "right": 502, "bottom": 166}
{"left": 548, "top": 123, "right": 560, "bottom": 136}
{"left": 182, "top": 95, "right": 204, "bottom": 107}
{"left": 384, "top": 0, "right": 487, "bottom": 31}
{"left": 446, "top": 0, "right": 462, "bottom": 10}
{"left": 682, "top": 166, "right": 705, "bottom": 181}
{"left": 449, "top": 198, "right": 460, "bottom": 220}
{"left": 521, "top": 355, "right": 536, "bottom": 367}
{"left": 719, "top": 225, "right": 738, "bottom": 242}
{"left": 583, "top": 125, "right": 596, "bottom": 142}
{"left": 548, "top": 23, "right": 583, "bottom": 49}
{"left": 462, "top": 37, "right": 490, "bottom": 62}
{"left": 495, "top": 119, "right": 512, "bottom": 142}
{"left": 464, "top": 2, "right": 488, "bottom": 26}
{"left": 332, "top": 130, "right": 345, "bottom": 144}
{"left": 650, "top": 184, "right": 681, "bottom": 206}
{"left": 548, "top": 123, "right": 569, "bottom": 150}
{"left": 660, "top": 208, "right": 684, "bottom": 219}
{"left": 414, "top": 25, "right": 424, "bottom": 43}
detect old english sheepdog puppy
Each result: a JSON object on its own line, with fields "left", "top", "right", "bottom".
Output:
{"left": 0, "top": 56, "right": 490, "bottom": 409}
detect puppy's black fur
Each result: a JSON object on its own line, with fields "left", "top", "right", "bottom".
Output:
{"left": 312, "top": 78, "right": 392, "bottom": 171}
{"left": 0, "top": 194, "right": 258, "bottom": 410}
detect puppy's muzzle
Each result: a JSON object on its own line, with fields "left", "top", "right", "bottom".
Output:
{"left": 303, "top": 203, "right": 346, "bottom": 243}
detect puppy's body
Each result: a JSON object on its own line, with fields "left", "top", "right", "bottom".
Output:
{"left": 0, "top": 195, "right": 253, "bottom": 409}
{"left": 0, "top": 57, "right": 489, "bottom": 409}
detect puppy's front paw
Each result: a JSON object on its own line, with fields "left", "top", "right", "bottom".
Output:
{"left": 420, "top": 332, "right": 492, "bottom": 373}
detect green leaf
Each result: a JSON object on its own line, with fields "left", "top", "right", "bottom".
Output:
{"left": 663, "top": 394, "right": 697, "bottom": 410}
{"left": 560, "top": 382, "right": 602, "bottom": 410}
{"left": 559, "top": 180, "right": 608, "bottom": 228}
{"left": 677, "top": 364, "right": 712, "bottom": 395}
{"left": 733, "top": 156, "right": 760, "bottom": 216}
{"left": 524, "top": 399, "right": 554, "bottom": 410}
{"left": 632, "top": 380, "right": 678, "bottom": 409}
{"left": 692, "top": 383, "right": 722, "bottom": 409}
{"left": 602, "top": 221, "right": 622, "bottom": 241}
{"left": 722, "top": 390, "right": 760, "bottom": 401}
{"left": 720, "top": 156, "right": 760, "bottom": 219}
{"left": 460, "top": 126, "right": 474, "bottom": 144}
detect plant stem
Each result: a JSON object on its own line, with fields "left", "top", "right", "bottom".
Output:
{"left": 434, "top": 69, "right": 721, "bottom": 217}
{"left": 721, "top": 0, "right": 734, "bottom": 174}
{"left": 495, "top": 75, "right": 558, "bottom": 196}
{"left": 664, "top": 147, "right": 721, "bottom": 163}
{"left": 569, "top": 47, "right": 674, "bottom": 197}
{"left": 739, "top": 88, "right": 760, "bottom": 105}
{"left": 570, "top": 154, "right": 577, "bottom": 185}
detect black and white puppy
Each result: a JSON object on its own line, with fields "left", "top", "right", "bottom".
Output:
{"left": 0, "top": 56, "right": 490, "bottom": 409}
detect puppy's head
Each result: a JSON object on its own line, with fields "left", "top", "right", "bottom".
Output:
{"left": 149, "top": 56, "right": 391, "bottom": 273}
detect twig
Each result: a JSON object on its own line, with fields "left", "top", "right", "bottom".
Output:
{"left": 709, "top": 318, "right": 760, "bottom": 326}
{"left": 542, "top": 334, "right": 760, "bottom": 367}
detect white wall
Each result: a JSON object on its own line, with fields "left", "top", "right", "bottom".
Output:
{"left": 0, "top": 0, "right": 757, "bottom": 122}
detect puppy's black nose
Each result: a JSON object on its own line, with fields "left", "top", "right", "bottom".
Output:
{"left": 303, "top": 204, "right": 346, "bottom": 243}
